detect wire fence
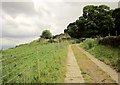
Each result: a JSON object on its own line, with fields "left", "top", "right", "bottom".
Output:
{"left": 1, "top": 53, "right": 35, "bottom": 79}
{"left": 1, "top": 53, "right": 37, "bottom": 83}
{"left": 2, "top": 50, "right": 54, "bottom": 83}
{"left": 1, "top": 38, "right": 65, "bottom": 83}
{"left": 1, "top": 38, "right": 34, "bottom": 83}
{"left": 0, "top": 52, "right": 34, "bottom": 70}
{"left": 6, "top": 58, "right": 36, "bottom": 83}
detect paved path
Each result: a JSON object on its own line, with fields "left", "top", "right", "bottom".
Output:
{"left": 76, "top": 44, "right": 118, "bottom": 83}
{"left": 64, "top": 45, "right": 85, "bottom": 83}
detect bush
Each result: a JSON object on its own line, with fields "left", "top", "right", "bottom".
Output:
{"left": 80, "top": 38, "right": 98, "bottom": 50}
{"left": 41, "top": 30, "right": 52, "bottom": 39}
{"left": 99, "top": 36, "right": 120, "bottom": 47}
{"left": 69, "top": 39, "right": 76, "bottom": 44}
{"left": 75, "top": 38, "right": 86, "bottom": 43}
{"left": 48, "top": 39, "right": 57, "bottom": 43}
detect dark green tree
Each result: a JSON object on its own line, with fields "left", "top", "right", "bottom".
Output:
{"left": 76, "top": 16, "right": 87, "bottom": 37}
{"left": 41, "top": 30, "right": 52, "bottom": 39}
{"left": 64, "top": 5, "right": 116, "bottom": 38}
{"left": 112, "top": 8, "right": 120, "bottom": 36}
{"left": 65, "top": 22, "right": 78, "bottom": 38}
{"left": 83, "top": 5, "right": 114, "bottom": 37}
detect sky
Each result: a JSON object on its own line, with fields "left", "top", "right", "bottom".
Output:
{"left": 0, "top": 0, "right": 119, "bottom": 49}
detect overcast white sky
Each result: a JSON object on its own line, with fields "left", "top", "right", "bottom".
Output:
{"left": 0, "top": 0, "right": 119, "bottom": 49}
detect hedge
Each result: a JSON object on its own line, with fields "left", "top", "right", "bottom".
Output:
{"left": 99, "top": 36, "right": 120, "bottom": 47}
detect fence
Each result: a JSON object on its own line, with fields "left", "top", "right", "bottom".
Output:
{"left": 0, "top": 38, "right": 64, "bottom": 83}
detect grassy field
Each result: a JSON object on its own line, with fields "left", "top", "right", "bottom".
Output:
{"left": 80, "top": 38, "right": 119, "bottom": 72}
{"left": 1, "top": 40, "right": 68, "bottom": 83}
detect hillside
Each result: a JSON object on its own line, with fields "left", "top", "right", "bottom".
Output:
{"left": 1, "top": 40, "right": 68, "bottom": 83}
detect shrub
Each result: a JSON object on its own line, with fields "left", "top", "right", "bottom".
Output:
{"left": 75, "top": 38, "right": 86, "bottom": 43}
{"left": 99, "top": 36, "right": 120, "bottom": 47}
{"left": 41, "top": 30, "right": 52, "bottom": 39}
{"left": 48, "top": 39, "right": 57, "bottom": 43}
{"left": 81, "top": 38, "right": 98, "bottom": 50}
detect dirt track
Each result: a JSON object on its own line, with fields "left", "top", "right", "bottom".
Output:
{"left": 76, "top": 44, "right": 118, "bottom": 83}
{"left": 65, "top": 44, "right": 118, "bottom": 83}
{"left": 64, "top": 45, "right": 85, "bottom": 83}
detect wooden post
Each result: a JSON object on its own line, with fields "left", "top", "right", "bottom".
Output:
{"left": 24, "top": 69, "right": 26, "bottom": 83}
{"left": 37, "top": 51, "right": 40, "bottom": 82}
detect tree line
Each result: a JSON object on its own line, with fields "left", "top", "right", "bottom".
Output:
{"left": 64, "top": 5, "right": 120, "bottom": 38}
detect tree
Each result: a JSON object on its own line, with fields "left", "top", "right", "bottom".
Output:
{"left": 112, "top": 8, "right": 120, "bottom": 36}
{"left": 66, "top": 22, "right": 78, "bottom": 38}
{"left": 64, "top": 5, "right": 116, "bottom": 38}
{"left": 83, "top": 5, "right": 114, "bottom": 37}
{"left": 41, "top": 30, "right": 52, "bottom": 39}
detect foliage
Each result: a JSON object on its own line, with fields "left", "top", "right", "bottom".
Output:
{"left": 64, "top": 5, "right": 118, "bottom": 38}
{"left": 48, "top": 39, "right": 57, "bottom": 43}
{"left": 53, "top": 33, "right": 70, "bottom": 39}
{"left": 66, "top": 22, "right": 78, "bottom": 38}
{"left": 41, "top": 30, "right": 52, "bottom": 39}
{"left": 99, "top": 36, "right": 120, "bottom": 47}
{"left": 2, "top": 41, "right": 68, "bottom": 83}
{"left": 112, "top": 8, "right": 120, "bottom": 36}
{"left": 80, "top": 38, "right": 98, "bottom": 50}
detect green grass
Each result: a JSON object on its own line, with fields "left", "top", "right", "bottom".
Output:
{"left": 80, "top": 38, "right": 119, "bottom": 72}
{"left": 1, "top": 40, "right": 68, "bottom": 83}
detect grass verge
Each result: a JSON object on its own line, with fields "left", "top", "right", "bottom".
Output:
{"left": 80, "top": 38, "right": 119, "bottom": 72}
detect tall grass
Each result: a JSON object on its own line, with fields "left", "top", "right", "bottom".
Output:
{"left": 1, "top": 41, "right": 68, "bottom": 83}
{"left": 80, "top": 38, "right": 119, "bottom": 72}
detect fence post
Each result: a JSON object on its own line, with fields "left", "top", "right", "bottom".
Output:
{"left": 37, "top": 51, "right": 40, "bottom": 82}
